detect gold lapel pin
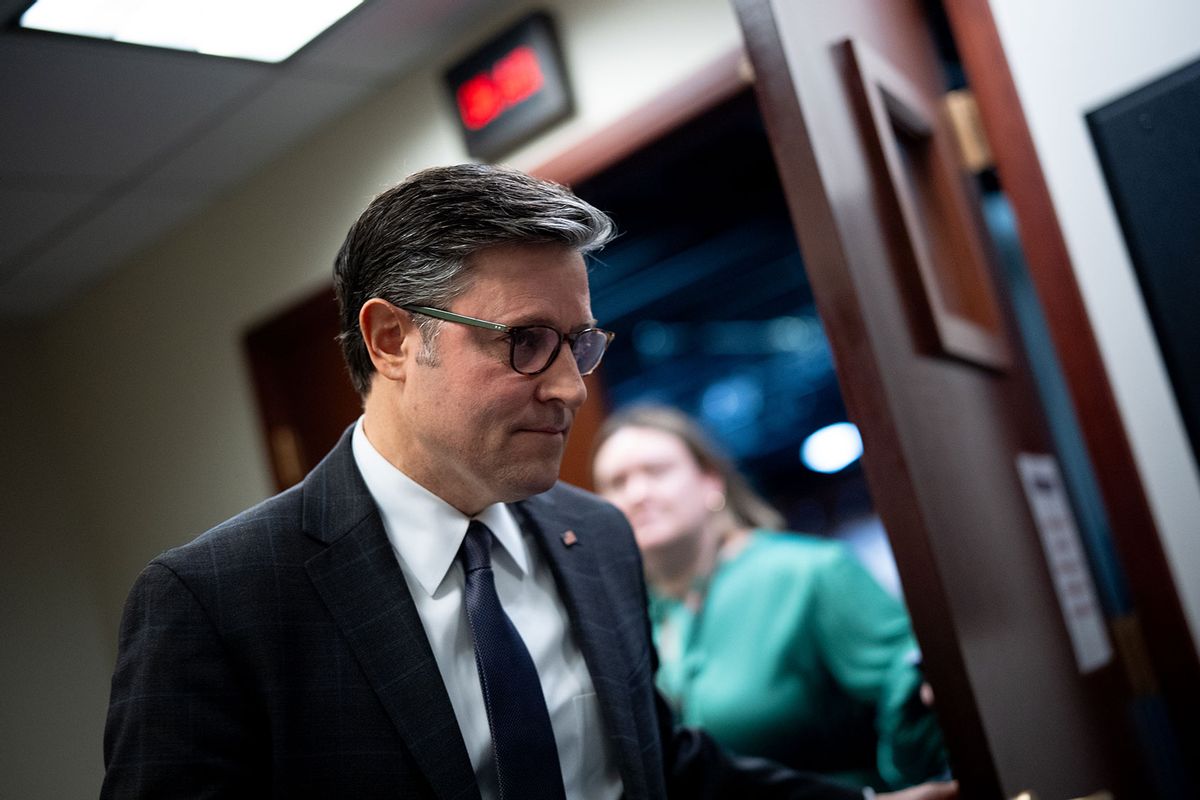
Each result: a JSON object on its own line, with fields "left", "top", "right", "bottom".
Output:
{"left": 561, "top": 530, "right": 578, "bottom": 547}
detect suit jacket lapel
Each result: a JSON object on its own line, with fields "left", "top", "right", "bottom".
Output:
{"left": 513, "top": 491, "right": 650, "bottom": 800}
{"left": 301, "top": 430, "right": 480, "bottom": 800}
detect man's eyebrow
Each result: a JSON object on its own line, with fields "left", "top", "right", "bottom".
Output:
{"left": 506, "top": 314, "right": 599, "bottom": 330}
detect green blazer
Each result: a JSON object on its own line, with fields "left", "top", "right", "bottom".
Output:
{"left": 650, "top": 531, "right": 947, "bottom": 790}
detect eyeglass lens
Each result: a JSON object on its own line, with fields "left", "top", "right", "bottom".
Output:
{"left": 511, "top": 327, "right": 609, "bottom": 376}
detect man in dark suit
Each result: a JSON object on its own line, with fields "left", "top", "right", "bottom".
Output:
{"left": 102, "top": 164, "right": 956, "bottom": 800}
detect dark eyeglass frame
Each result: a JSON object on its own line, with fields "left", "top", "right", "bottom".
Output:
{"left": 402, "top": 304, "right": 615, "bottom": 377}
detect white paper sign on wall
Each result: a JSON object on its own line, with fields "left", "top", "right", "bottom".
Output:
{"left": 1016, "top": 453, "right": 1113, "bottom": 673}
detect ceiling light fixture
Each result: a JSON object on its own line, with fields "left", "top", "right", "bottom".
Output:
{"left": 20, "top": 0, "right": 365, "bottom": 63}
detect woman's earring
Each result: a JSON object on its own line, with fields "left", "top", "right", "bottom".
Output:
{"left": 706, "top": 492, "right": 727, "bottom": 513}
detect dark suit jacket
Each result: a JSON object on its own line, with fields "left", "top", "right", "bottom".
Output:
{"left": 102, "top": 429, "right": 860, "bottom": 799}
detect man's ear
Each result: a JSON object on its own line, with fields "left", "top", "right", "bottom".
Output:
{"left": 359, "top": 299, "right": 415, "bottom": 382}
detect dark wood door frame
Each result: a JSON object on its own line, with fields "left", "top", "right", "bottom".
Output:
{"left": 944, "top": 0, "right": 1200, "bottom": 757}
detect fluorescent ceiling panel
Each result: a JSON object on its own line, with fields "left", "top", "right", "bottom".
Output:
{"left": 20, "top": 0, "right": 365, "bottom": 63}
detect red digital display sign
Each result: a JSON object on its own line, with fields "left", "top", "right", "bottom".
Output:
{"left": 456, "top": 46, "right": 546, "bottom": 130}
{"left": 445, "top": 12, "right": 572, "bottom": 160}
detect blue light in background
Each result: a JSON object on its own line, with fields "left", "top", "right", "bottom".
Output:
{"left": 800, "top": 422, "right": 863, "bottom": 473}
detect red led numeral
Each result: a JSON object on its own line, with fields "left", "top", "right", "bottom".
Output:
{"left": 493, "top": 46, "right": 544, "bottom": 105}
{"left": 456, "top": 45, "right": 546, "bottom": 131}
{"left": 457, "top": 74, "right": 504, "bottom": 130}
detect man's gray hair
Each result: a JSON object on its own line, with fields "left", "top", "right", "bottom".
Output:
{"left": 333, "top": 163, "right": 616, "bottom": 396}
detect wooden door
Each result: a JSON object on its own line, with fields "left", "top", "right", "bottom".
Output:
{"left": 734, "top": 1, "right": 1141, "bottom": 797}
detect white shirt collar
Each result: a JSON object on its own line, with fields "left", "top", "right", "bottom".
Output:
{"left": 350, "top": 417, "right": 529, "bottom": 597}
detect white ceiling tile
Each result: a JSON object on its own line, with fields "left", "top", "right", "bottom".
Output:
{"left": 0, "top": 0, "right": 508, "bottom": 319}
{"left": 147, "top": 75, "right": 380, "bottom": 191}
{"left": 0, "top": 0, "right": 37, "bottom": 18}
{"left": 0, "top": 32, "right": 271, "bottom": 179}
{"left": 293, "top": 0, "right": 496, "bottom": 76}
{"left": 0, "top": 184, "right": 100, "bottom": 268}
{"left": 0, "top": 188, "right": 210, "bottom": 317}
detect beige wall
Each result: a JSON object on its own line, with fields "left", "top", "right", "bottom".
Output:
{"left": 0, "top": 327, "right": 111, "bottom": 796}
{"left": 3, "top": 0, "right": 742, "bottom": 796}
{"left": 990, "top": 0, "right": 1200, "bottom": 655}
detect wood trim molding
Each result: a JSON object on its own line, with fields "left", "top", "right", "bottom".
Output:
{"left": 945, "top": 0, "right": 1200, "bottom": 753}
{"left": 532, "top": 47, "right": 753, "bottom": 185}
{"left": 842, "top": 37, "right": 1010, "bottom": 370}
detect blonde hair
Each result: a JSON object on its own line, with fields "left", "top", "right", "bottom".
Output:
{"left": 593, "top": 405, "right": 785, "bottom": 531}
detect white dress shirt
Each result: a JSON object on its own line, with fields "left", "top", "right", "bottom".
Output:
{"left": 351, "top": 419, "right": 622, "bottom": 800}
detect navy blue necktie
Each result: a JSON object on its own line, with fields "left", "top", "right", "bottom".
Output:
{"left": 459, "top": 520, "right": 567, "bottom": 800}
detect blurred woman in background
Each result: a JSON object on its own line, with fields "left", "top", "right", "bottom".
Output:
{"left": 591, "top": 405, "right": 948, "bottom": 793}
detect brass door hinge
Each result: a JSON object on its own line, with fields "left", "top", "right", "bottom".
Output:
{"left": 944, "top": 89, "right": 994, "bottom": 173}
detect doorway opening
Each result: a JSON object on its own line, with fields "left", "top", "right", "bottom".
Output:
{"left": 575, "top": 88, "right": 901, "bottom": 595}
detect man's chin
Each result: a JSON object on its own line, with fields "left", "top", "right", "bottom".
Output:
{"left": 497, "top": 464, "right": 562, "bottom": 503}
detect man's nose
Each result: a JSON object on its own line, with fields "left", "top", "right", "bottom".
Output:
{"left": 535, "top": 344, "right": 587, "bottom": 409}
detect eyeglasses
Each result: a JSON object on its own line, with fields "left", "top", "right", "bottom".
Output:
{"left": 402, "top": 305, "right": 615, "bottom": 377}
